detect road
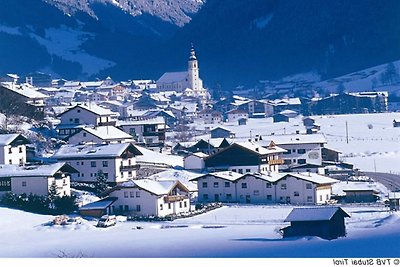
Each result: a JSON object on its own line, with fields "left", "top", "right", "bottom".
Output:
{"left": 364, "top": 172, "right": 400, "bottom": 192}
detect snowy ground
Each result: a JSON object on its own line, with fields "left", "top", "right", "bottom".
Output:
{"left": 0, "top": 204, "right": 398, "bottom": 258}
{"left": 188, "top": 112, "right": 400, "bottom": 173}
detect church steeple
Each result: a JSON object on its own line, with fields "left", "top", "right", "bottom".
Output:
{"left": 189, "top": 44, "right": 197, "bottom": 61}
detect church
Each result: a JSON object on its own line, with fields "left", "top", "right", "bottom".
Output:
{"left": 156, "top": 47, "right": 208, "bottom": 98}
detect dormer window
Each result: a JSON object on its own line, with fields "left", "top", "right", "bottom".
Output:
{"left": 77, "top": 109, "right": 81, "bottom": 113}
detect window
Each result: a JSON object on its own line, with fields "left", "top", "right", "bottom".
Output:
{"left": 136, "top": 191, "right": 140, "bottom": 198}
{"left": 77, "top": 109, "right": 81, "bottom": 113}
{"left": 136, "top": 205, "right": 141, "bottom": 212}
{"left": 226, "top": 194, "right": 232, "bottom": 200}
{"left": 91, "top": 161, "right": 96, "bottom": 167}
{"left": 298, "top": 149, "right": 306, "bottom": 154}
{"left": 8, "top": 147, "right": 12, "bottom": 154}
{"left": 130, "top": 192, "right": 134, "bottom": 198}
{"left": 160, "top": 204, "right": 163, "bottom": 210}
{"left": 298, "top": 159, "right": 306, "bottom": 164}
{"left": 284, "top": 159, "right": 291, "bottom": 165}
{"left": 74, "top": 118, "right": 79, "bottom": 123}
{"left": 326, "top": 194, "right": 330, "bottom": 200}
{"left": 294, "top": 191, "right": 300, "bottom": 197}
{"left": 202, "top": 182, "right": 208, "bottom": 188}
{"left": 213, "top": 182, "right": 219, "bottom": 188}
{"left": 225, "top": 182, "right": 230, "bottom": 188}
{"left": 241, "top": 183, "right": 247, "bottom": 189}
{"left": 203, "top": 194, "right": 209, "bottom": 200}
{"left": 306, "top": 183, "right": 312, "bottom": 189}
{"left": 22, "top": 181, "right": 27, "bottom": 187}
{"left": 81, "top": 162, "right": 84, "bottom": 165}
{"left": 320, "top": 195, "right": 323, "bottom": 201}
{"left": 128, "top": 171, "right": 132, "bottom": 177}
{"left": 254, "top": 190, "right": 260, "bottom": 196}
{"left": 102, "top": 161, "right": 108, "bottom": 167}
{"left": 232, "top": 169, "right": 236, "bottom": 172}
{"left": 307, "top": 196, "right": 313, "bottom": 202}
{"left": 283, "top": 150, "right": 291, "bottom": 155}
{"left": 124, "top": 192, "right": 128, "bottom": 198}
{"left": 19, "top": 147, "right": 22, "bottom": 153}
{"left": 69, "top": 118, "right": 73, "bottom": 122}
{"left": 281, "top": 184, "right": 287, "bottom": 190}
{"left": 246, "top": 169, "right": 251, "bottom": 173}
{"left": 179, "top": 202, "right": 182, "bottom": 208}
{"left": 8, "top": 159, "right": 12, "bottom": 164}
{"left": 124, "top": 205, "right": 129, "bottom": 211}
{"left": 238, "top": 169, "right": 243, "bottom": 174}
{"left": 168, "top": 203, "right": 172, "bottom": 209}
{"left": 76, "top": 162, "right": 79, "bottom": 166}
{"left": 83, "top": 132, "right": 86, "bottom": 137}
{"left": 266, "top": 182, "right": 272, "bottom": 188}
{"left": 266, "top": 195, "right": 272, "bottom": 201}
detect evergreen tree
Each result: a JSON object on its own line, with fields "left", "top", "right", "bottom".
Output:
{"left": 48, "top": 181, "right": 59, "bottom": 209}
{"left": 95, "top": 170, "right": 109, "bottom": 196}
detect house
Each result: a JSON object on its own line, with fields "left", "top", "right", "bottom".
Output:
{"left": 0, "top": 162, "right": 77, "bottom": 197}
{"left": 204, "top": 141, "right": 286, "bottom": 174}
{"left": 79, "top": 197, "right": 118, "bottom": 217}
{"left": 393, "top": 120, "right": 400, "bottom": 128}
{"left": 198, "top": 109, "right": 223, "bottom": 124}
{"left": 226, "top": 109, "right": 249, "bottom": 122}
{"left": 282, "top": 207, "right": 350, "bottom": 240}
{"left": 67, "top": 125, "right": 134, "bottom": 145}
{"left": 52, "top": 143, "right": 143, "bottom": 185}
{"left": 388, "top": 192, "right": 400, "bottom": 211}
{"left": 343, "top": 188, "right": 380, "bottom": 203}
{"left": 191, "top": 171, "right": 337, "bottom": 204}
{"left": 25, "top": 71, "right": 52, "bottom": 87}
{"left": 183, "top": 152, "right": 208, "bottom": 171}
{"left": 273, "top": 113, "right": 289, "bottom": 123}
{"left": 235, "top": 99, "right": 274, "bottom": 118}
{"left": 272, "top": 97, "right": 301, "bottom": 113}
{"left": 0, "top": 134, "right": 30, "bottom": 165}
{"left": 258, "top": 134, "right": 328, "bottom": 169}
{"left": 56, "top": 103, "right": 118, "bottom": 138}
{"left": 117, "top": 117, "right": 167, "bottom": 147}
{"left": 238, "top": 118, "right": 247, "bottom": 125}
{"left": 106, "top": 179, "right": 191, "bottom": 217}
{"left": 302, "top": 117, "right": 315, "bottom": 127}
{"left": 210, "top": 127, "right": 235, "bottom": 139}
{"left": 186, "top": 138, "right": 232, "bottom": 155}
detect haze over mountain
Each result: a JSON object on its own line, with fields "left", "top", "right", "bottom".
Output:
{"left": 0, "top": 0, "right": 399, "bottom": 88}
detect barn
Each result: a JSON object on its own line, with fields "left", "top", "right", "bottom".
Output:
{"left": 282, "top": 207, "right": 350, "bottom": 240}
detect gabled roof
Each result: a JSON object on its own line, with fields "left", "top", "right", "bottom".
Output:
{"left": 258, "top": 133, "right": 327, "bottom": 145}
{"left": 117, "top": 117, "right": 165, "bottom": 126}
{"left": 52, "top": 143, "right": 142, "bottom": 159}
{"left": 157, "top": 71, "right": 188, "bottom": 83}
{"left": 79, "top": 197, "right": 117, "bottom": 211}
{"left": 0, "top": 162, "right": 78, "bottom": 177}
{"left": 57, "top": 103, "right": 117, "bottom": 117}
{"left": 284, "top": 207, "right": 350, "bottom": 222}
{"left": 1, "top": 83, "right": 48, "bottom": 99}
{"left": 186, "top": 152, "right": 209, "bottom": 158}
{"left": 72, "top": 126, "right": 133, "bottom": 141}
{"left": 284, "top": 173, "right": 338, "bottom": 185}
{"left": 243, "top": 172, "right": 286, "bottom": 183}
{"left": 117, "top": 179, "right": 189, "bottom": 196}
{"left": 0, "top": 134, "right": 30, "bottom": 146}
{"left": 235, "top": 141, "right": 286, "bottom": 155}
{"left": 211, "top": 126, "right": 232, "bottom": 133}
{"left": 190, "top": 171, "right": 244, "bottom": 182}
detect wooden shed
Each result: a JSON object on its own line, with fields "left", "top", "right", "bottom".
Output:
{"left": 388, "top": 192, "right": 400, "bottom": 211}
{"left": 343, "top": 188, "right": 380, "bottom": 203}
{"left": 282, "top": 207, "right": 350, "bottom": 240}
{"left": 273, "top": 113, "right": 289, "bottom": 123}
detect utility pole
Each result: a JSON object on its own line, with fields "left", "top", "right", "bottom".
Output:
{"left": 345, "top": 121, "right": 349, "bottom": 144}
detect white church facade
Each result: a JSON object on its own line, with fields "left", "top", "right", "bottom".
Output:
{"left": 156, "top": 47, "right": 208, "bottom": 98}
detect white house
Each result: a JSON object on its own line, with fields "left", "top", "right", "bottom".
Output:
{"left": 52, "top": 143, "right": 143, "bottom": 185}
{"left": 56, "top": 103, "right": 119, "bottom": 138}
{"left": 107, "top": 179, "right": 191, "bottom": 217}
{"left": 191, "top": 171, "right": 337, "bottom": 205}
{"left": 0, "top": 134, "right": 30, "bottom": 165}
{"left": 183, "top": 152, "right": 208, "bottom": 171}
{"left": 258, "top": 133, "right": 328, "bottom": 169}
{"left": 156, "top": 47, "right": 207, "bottom": 98}
{"left": 226, "top": 109, "right": 249, "bottom": 122}
{"left": 117, "top": 117, "right": 167, "bottom": 147}
{"left": 0, "top": 163, "right": 77, "bottom": 197}
{"left": 67, "top": 125, "right": 134, "bottom": 145}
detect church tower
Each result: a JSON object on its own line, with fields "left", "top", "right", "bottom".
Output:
{"left": 187, "top": 45, "right": 204, "bottom": 97}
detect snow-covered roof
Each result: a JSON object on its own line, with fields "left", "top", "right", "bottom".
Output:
{"left": 157, "top": 71, "right": 187, "bottom": 83}
{"left": 79, "top": 197, "right": 117, "bottom": 211}
{"left": 236, "top": 141, "right": 286, "bottom": 155}
{"left": 1, "top": 83, "right": 48, "bottom": 99}
{"left": 191, "top": 171, "right": 244, "bottom": 182}
{"left": 79, "top": 126, "right": 133, "bottom": 140}
{"left": 119, "top": 179, "right": 188, "bottom": 196}
{"left": 135, "top": 146, "right": 183, "bottom": 167}
{"left": 245, "top": 172, "right": 286, "bottom": 183}
{"left": 280, "top": 109, "right": 298, "bottom": 115}
{"left": 284, "top": 207, "right": 350, "bottom": 222}
{"left": 117, "top": 117, "right": 165, "bottom": 126}
{"left": 0, "top": 163, "right": 77, "bottom": 177}
{"left": 187, "top": 152, "right": 209, "bottom": 158}
{"left": 388, "top": 192, "right": 400, "bottom": 199}
{"left": 258, "top": 133, "right": 327, "bottom": 145}
{"left": 285, "top": 173, "right": 338, "bottom": 185}
{"left": 0, "top": 134, "right": 25, "bottom": 146}
{"left": 81, "top": 81, "right": 104, "bottom": 87}
{"left": 52, "top": 143, "right": 142, "bottom": 159}
{"left": 272, "top": 98, "right": 301, "bottom": 106}
{"left": 59, "top": 103, "right": 117, "bottom": 117}
{"left": 148, "top": 169, "right": 200, "bottom": 192}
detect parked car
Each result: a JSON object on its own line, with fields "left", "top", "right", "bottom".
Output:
{"left": 62, "top": 217, "right": 82, "bottom": 225}
{"left": 96, "top": 215, "right": 117, "bottom": 228}
{"left": 52, "top": 215, "right": 68, "bottom": 225}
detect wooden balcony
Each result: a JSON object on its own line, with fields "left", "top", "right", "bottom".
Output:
{"left": 164, "top": 195, "right": 188, "bottom": 203}
{"left": 268, "top": 158, "right": 285, "bottom": 165}
{"left": 120, "top": 164, "right": 140, "bottom": 171}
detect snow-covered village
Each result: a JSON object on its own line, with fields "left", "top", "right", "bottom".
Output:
{"left": 1, "top": 0, "right": 400, "bottom": 262}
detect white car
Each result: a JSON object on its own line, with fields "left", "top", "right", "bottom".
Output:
{"left": 96, "top": 215, "right": 117, "bottom": 228}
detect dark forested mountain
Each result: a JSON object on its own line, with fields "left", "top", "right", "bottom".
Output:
{"left": 0, "top": 0, "right": 399, "bottom": 88}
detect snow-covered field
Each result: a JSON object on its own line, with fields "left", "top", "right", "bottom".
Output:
{"left": 0, "top": 204, "right": 398, "bottom": 258}
{"left": 190, "top": 112, "right": 400, "bottom": 173}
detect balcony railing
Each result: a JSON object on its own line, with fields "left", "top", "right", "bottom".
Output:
{"left": 268, "top": 159, "right": 285, "bottom": 165}
{"left": 120, "top": 164, "right": 140, "bottom": 171}
{"left": 164, "top": 195, "right": 188, "bottom": 203}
